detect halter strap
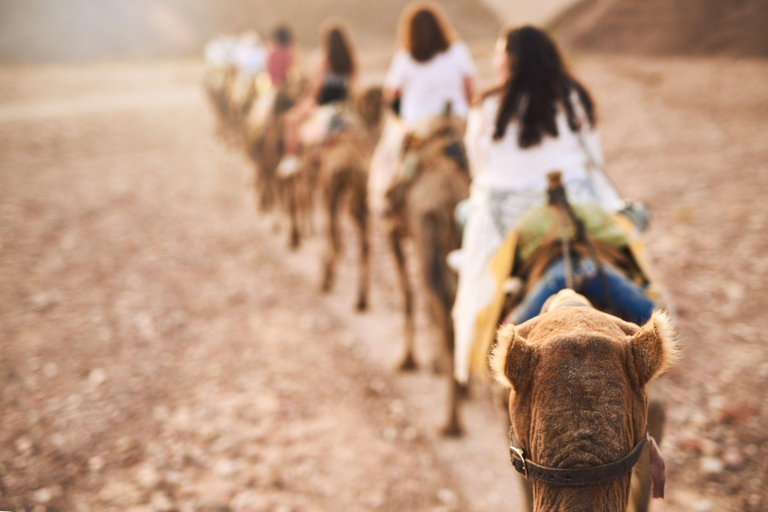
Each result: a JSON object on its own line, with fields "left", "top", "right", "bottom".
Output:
{"left": 509, "top": 426, "right": 649, "bottom": 487}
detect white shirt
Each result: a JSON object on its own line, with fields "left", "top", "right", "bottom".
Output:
{"left": 465, "top": 92, "right": 604, "bottom": 192}
{"left": 385, "top": 41, "right": 475, "bottom": 126}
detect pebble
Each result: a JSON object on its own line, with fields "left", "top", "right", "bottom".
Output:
{"left": 88, "top": 368, "right": 107, "bottom": 387}
{"left": 692, "top": 498, "right": 714, "bottom": 512}
{"left": 88, "top": 455, "right": 105, "bottom": 473}
{"left": 135, "top": 464, "right": 161, "bottom": 489}
{"left": 722, "top": 447, "right": 744, "bottom": 468}
{"left": 15, "top": 435, "right": 33, "bottom": 454}
{"left": 700, "top": 456, "right": 724, "bottom": 475}
{"left": 43, "top": 362, "right": 59, "bottom": 377}
{"left": 149, "top": 490, "right": 174, "bottom": 511}
{"left": 34, "top": 487, "right": 54, "bottom": 504}
{"left": 437, "top": 488, "right": 458, "bottom": 506}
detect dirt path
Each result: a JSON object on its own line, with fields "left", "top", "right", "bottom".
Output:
{"left": 0, "top": 65, "right": 472, "bottom": 511}
{"left": 1, "top": 54, "right": 767, "bottom": 512}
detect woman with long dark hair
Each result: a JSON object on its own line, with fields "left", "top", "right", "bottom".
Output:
{"left": 279, "top": 20, "right": 357, "bottom": 175}
{"left": 452, "top": 26, "right": 651, "bottom": 385}
{"left": 384, "top": 2, "right": 475, "bottom": 125}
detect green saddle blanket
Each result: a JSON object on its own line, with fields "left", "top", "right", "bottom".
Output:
{"left": 516, "top": 201, "right": 630, "bottom": 264}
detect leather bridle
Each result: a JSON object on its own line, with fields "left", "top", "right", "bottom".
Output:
{"left": 508, "top": 424, "right": 663, "bottom": 494}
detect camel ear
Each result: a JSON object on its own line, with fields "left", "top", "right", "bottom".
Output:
{"left": 631, "top": 310, "right": 680, "bottom": 386}
{"left": 491, "top": 324, "right": 535, "bottom": 390}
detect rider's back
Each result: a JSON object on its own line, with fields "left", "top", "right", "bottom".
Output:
{"left": 466, "top": 91, "right": 600, "bottom": 192}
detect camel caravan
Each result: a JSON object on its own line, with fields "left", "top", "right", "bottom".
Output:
{"left": 203, "top": 3, "right": 679, "bottom": 510}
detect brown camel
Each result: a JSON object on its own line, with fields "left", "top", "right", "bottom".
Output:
{"left": 386, "top": 112, "right": 470, "bottom": 435}
{"left": 314, "top": 87, "right": 385, "bottom": 310}
{"left": 491, "top": 289, "right": 678, "bottom": 512}
{"left": 242, "top": 82, "right": 304, "bottom": 213}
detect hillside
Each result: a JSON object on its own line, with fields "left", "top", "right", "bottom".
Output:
{"left": 550, "top": 0, "right": 768, "bottom": 57}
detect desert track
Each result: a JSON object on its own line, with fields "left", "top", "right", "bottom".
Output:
{"left": 1, "top": 53, "right": 767, "bottom": 511}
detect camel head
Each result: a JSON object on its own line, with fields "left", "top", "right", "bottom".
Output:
{"left": 491, "top": 290, "right": 678, "bottom": 512}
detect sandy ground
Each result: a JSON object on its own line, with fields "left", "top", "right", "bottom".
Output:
{"left": 1, "top": 53, "right": 767, "bottom": 512}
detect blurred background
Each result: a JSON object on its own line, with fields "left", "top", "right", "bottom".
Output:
{"left": 1, "top": 1, "right": 767, "bottom": 511}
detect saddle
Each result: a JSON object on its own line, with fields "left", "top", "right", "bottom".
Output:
{"left": 384, "top": 114, "right": 469, "bottom": 230}
{"left": 468, "top": 173, "right": 667, "bottom": 380}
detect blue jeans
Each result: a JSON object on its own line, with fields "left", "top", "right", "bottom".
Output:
{"left": 510, "top": 257, "right": 655, "bottom": 325}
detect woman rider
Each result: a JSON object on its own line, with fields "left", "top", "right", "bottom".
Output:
{"left": 369, "top": 2, "right": 476, "bottom": 211}
{"left": 384, "top": 1, "right": 476, "bottom": 126}
{"left": 278, "top": 20, "right": 357, "bottom": 175}
{"left": 452, "top": 26, "right": 654, "bottom": 384}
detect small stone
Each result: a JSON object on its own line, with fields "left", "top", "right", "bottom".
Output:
{"left": 692, "top": 498, "right": 714, "bottom": 512}
{"left": 150, "top": 490, "right": 174, "bottom": 511}
{"left": 700, "top": 456, "right": 724, "bottom": 475}
{"left": 437, "top": 488, "right": 458, "bottom": 506}
{"left": 34, "top": 487, "right": 53, "bottom": 504}
{"left": 722, "top": 447, "right": 744, "bottom": 468}
{"left": 15, "top": 436, "right": 33, "bottom": 454}
{"left": 230, "top": 490, "right": 269, "bottom": 510}
{"left": 214, "top": 458, "right": 239, "bottom": 477}
{"left": 43, "top": 362, "right": 59, "bottom": 377}
{"left": 89, "top": 455, "right": 105, "bottom": 473}
{"left": 116, "top": 436, "right": 136, "bottom": 453}
{"left": 135, "top": 464, "right": 161, "bottom": 489}
{"left": 88, "top": 368, "right": 107, "bottom": 387}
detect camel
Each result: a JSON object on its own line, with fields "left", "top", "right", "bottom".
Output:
{"left": 313, "top": 87, "right": 384, "bottom": 310}
{"left": 491, "top": 289, "right": 678, "bottom": 512}
{"left": 386, "top": 111, "right": 470, "bottom": 435}
{"left": 242, "top": 81, "right": 304, "bottom": 213}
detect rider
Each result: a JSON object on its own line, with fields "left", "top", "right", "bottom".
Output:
{"left": 278, "top": 20, "right": 357, "bottom": 175}
{"left": 266, "top": 24, "right": 295, "bottom": 88}
{"left": 452, "top": 26, "right": 655, "bottom": 384}
{"left": 383, "top": 1, "right": 476, "bottom": 127}
{"left": 369, "top": 2, "right": 476, "bottom": 211}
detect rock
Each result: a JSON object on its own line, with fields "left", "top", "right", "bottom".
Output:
{"left": 722, "top": 447, "right": 744, "bottom": 468}
{"left": 34, "top": 487, "right": 54, "bottom": 504}
{"left": 89, "top": 455, "right": 106, "bottom": 473}
{"left": 437, "top": 488, "right": 458, "bottom": 507}
{"left": 116, "top": 436, "right": 136, "bottom": 453}
{"left": 150, "top": 490, "right": 174, "bottom": 511}
{"left": 214, "top": 458, "right": 240, "bottom": 477}
{"left": 135, "top": 464, "right": 161, "bottom": 489}
{"left": 15, "top": 435, "right": 34, "bottom": 454}
{"left": 692, "top": 498, "right": 714, "bottom": 512}
{"left": 43, "top": 362, "right": 59, "bottom": 377}
{"left": 230, "top": 490, "right": 270, "bottom": 511}
{"left": 700, "top": 456, "right": 724, "bottom": 475}
{"left": 88, "top": 368, "right": 107, "bottom": 388}
{"left": 98, "top": 481, "right": 141, "bottom": 506}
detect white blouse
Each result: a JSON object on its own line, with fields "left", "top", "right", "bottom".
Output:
{"left": 465, "top": 92, "right": 604, "bottom": 192}
{"left": 385, "top": 41, "right": 476, "bottom": 126}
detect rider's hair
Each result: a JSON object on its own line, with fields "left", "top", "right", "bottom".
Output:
{"left": 322, "top": 21, "right": 356, "bottom": 76}
{"left": 272, "top": 25, "right": 293, "bottom": 46}
{"left": 490, "top": 26, "right": 596, "bottom": 148}
{"left": 398, "top": 2, "right": 456, "bottom": 63}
